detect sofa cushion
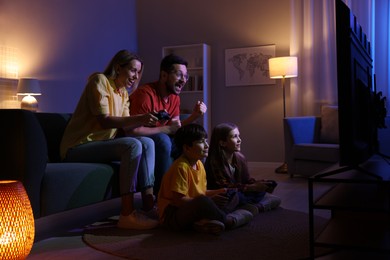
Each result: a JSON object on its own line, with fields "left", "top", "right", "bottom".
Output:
{"left": 320, "top": 105, "right": 339, "bottom": 144}
{"left": 41, "top": 163, "right": 115, "bottom": 216}
{"left": 293, "top": 143, "right": 339, "bottom": 162}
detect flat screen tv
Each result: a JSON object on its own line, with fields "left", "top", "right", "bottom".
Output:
{"left": 335, "top": 0, "right": 386, "bottom": 170}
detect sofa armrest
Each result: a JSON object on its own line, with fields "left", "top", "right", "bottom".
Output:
{"left": 284, "top": 116, "right": 321, "bottom": 176}
{"left": 284, "top": 116, "right": 320, "bottom": 144}
{"left": 0, "top": 109, "right": 47, "bottom": 218}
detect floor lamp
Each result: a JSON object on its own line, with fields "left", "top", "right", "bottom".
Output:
{"left": 268, "top": 56, "right": 298, "bottom": 174}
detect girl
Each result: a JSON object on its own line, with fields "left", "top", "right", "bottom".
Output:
{"left": 205, "top": 122, "right": 281, "bottom": 213}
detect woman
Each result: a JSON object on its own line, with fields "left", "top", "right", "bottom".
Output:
{"left": 60, "top": 50, "right": 159, "bottom": 229}
{"left": 205, "top": 122, "right": 281, "bottom": 213}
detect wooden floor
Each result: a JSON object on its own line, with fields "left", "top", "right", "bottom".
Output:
{"left": 27, "top": 162, "right": 332, "bottom": 260}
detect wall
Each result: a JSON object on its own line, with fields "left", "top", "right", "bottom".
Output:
{"left": 0, "top": 0, "right": 137, "bottom": 112}
{"left": 137, "top": 0, "right": 291, "bottom": 163}
{"left": 0, "top": 0, "right": 291, "bottom": 163}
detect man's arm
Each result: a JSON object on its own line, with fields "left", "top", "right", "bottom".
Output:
{"left": 125, "top": 119, "right": 181, "bottom": 136}
{"left": 181, "top": 101, "right": 207, "bottom": 126}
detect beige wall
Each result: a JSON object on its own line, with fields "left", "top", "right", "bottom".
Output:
{"left": 1, "top": 0, "right": 291, "bottom": 163}
{"left": 0, "top": 0, "right": 137, "bottom": 113}
{"left": 137, "top": 0, "right": 291, "bottom": 163}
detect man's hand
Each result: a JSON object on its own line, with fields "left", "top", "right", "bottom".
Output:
{"left": 160, "top": 119, "right": 181, "bottom": 135}
{"left": 192, "top": 101, "right": 207, "bottom": 117}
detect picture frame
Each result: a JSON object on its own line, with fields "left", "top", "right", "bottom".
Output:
{"left": 225, "top": 45, "right": 275, "bottom": 87}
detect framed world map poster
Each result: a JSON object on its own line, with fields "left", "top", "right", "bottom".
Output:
{"left": 225, "top": 45, "right": 275, "bottom": 87}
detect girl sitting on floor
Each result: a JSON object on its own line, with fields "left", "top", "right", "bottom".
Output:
{"left": 205, "top": 122, "right": 281, "bottom": 214}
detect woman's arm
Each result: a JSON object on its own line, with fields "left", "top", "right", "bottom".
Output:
{"left": 96, "top": 113, "right": 157, "bottom": 129}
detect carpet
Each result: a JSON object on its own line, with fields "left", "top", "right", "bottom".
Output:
{"left": 82, "top": 208, "right": 330, "bottom": 260}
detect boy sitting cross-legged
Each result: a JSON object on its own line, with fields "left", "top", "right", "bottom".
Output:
{"left": 157, "top": 123, "right": 253, "bottom": 235}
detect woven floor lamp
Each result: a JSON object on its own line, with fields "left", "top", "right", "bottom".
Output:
{"left": 0, "top": 180, "right": 35, "bottom": 259}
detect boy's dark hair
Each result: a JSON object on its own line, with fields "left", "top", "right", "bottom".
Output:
{"left": 160, "top": 54, "right": 188, "bottom": 72}
{"left": 174, "top": 124, "right": 207, "bottom": 153}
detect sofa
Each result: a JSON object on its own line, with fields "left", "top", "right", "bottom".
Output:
{"left": 284, "top": 106, "right": 340, "bottom": 177}
{"left": 0, "top": 109, "right": 123, "bottom": 241}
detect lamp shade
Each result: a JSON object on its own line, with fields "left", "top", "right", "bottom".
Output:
{"left": 0, "top": 180, "right": 35, "bottom": 259}
{"left": 268, "top": 56, "right": 298, "bottom": 79}
{"left": 16, "top": 78, "right": 41, "bottom": 95}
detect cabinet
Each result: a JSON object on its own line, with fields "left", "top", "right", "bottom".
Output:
{"left": 162, "top": 43, "right": 211, "bottom": 133}
{"left": 308, "top": 157, "right": 390, "bottom": 258}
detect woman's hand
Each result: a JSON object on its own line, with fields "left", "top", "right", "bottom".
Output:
{"left": 141, "top": 113, "right": 159, "bottom": 127}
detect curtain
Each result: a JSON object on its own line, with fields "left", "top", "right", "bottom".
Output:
{"left": 290, "top": 0, "right": 337, "bottom": 116}
{"left": 373, "top": 0, "right": 390, "bottom": 107}
{"left": 289, "top": 0, "right": 389, "bottom": 116}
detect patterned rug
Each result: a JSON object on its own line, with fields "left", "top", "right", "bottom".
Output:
{"left": 82, "top": 207, "right": 330, "bottom": 260}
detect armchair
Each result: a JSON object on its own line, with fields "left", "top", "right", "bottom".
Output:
{"left": 284, "top": 106, "right": 340, "bottom": 177}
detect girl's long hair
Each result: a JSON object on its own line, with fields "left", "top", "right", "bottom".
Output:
{"left": 207, "top": 122, "right": 238, "bottom": 165}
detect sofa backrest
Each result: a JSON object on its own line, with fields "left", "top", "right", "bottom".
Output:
{"left": 34, "top": 113, "right": 72, "bottom": 163}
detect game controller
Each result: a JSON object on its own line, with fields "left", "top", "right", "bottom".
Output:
{"left": 154, "top": 110, "right": 171, "bottom": 120}
{"left": 263, "top": 180, "right": 277, "bottom": 193}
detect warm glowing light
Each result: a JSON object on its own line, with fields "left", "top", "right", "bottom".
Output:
{"left": 0, "top": 180, "right": 35, "bottom": 259}
{"left": 0, "top": 46, "right": 19, "bottom": 79}
{"left": 17, "top": 78, "right": 41, "bottom": 112}
{"left": 268, "top": 56, "right": 298, "bottom": 79}
{"left": 20, "top": 95, "right": 38, "bottom": 111}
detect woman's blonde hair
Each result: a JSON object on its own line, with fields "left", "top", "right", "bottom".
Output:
{"left": 103, "top": 50, "right": 144, "bottom": 90}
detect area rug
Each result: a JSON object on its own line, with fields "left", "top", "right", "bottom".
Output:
{"left": 82, "top": 208, "right": 330, "bottom": 260}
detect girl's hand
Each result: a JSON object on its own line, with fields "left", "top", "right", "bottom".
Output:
{"left": 211, "top": 194, "right": 229, "bottom": 208}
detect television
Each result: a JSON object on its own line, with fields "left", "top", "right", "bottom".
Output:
{"left": 335, "top": 0, "right": 386, "bottom": 172}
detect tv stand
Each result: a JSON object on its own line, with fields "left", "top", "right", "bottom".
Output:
{"left": 314, "top": 164, "right": 383, "bottom": 180}
{"left": 308, "top": 155, "right": 390, "bottom": 258}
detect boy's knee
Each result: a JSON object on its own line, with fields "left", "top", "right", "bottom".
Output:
{"left": 192, "top": 195, "right": 214, "bottom": 208}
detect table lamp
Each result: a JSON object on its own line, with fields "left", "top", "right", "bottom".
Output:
{"left": 17, "top": 78, "right": 41, "bottom": 112}
{"left": 268, "top": 56, "right": 298, "bottom": 173}
{"left": 0, "top": 180, "right": 35, "bottom": 259}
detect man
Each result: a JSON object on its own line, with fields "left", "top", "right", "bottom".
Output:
{"left": 127, "top": 54, "right": 207, "bottom": 195}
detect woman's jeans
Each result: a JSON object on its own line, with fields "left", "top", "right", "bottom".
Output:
{"left": 64, "top": 136, "right": 155, "bottom": 195}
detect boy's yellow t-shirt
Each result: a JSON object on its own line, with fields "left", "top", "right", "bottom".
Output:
{"left": 157, "top": 156, "right": 207, "bottom": 221}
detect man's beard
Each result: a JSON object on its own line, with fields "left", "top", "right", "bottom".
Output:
{"left": 167, "top": 83, "right": 180, "bottom": 95}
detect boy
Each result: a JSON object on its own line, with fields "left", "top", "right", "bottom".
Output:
{"left": 157, "top": 124, "right": 253, "bottom": 235}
